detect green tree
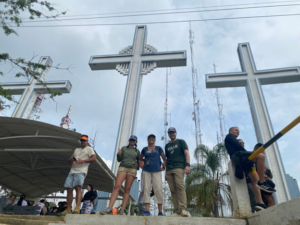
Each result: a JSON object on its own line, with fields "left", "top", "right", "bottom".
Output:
{"left": 0, "top": 0, "right": 70, "bottom": 108}
{"left": 185, "top": 144, "right": 233, "bottom": 217}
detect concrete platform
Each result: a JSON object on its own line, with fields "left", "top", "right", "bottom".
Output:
{"left": 0, "top": 214, "right": 64, "bottom": 225}
{"left": 49, "top": 215, "right": 247, "bottom": 225}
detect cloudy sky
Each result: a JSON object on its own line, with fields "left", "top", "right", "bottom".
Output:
{"left": 1, "top": 0, "right": 300, "bottom": 188}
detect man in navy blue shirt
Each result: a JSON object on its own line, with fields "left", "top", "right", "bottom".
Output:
{"left": 224, "top": 127, "right": 275, "bottom": 211}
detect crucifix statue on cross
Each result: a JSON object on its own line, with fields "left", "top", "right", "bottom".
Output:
{"left": 89, "top": 25, "right": 186, "bottom": 175}
{"left": 206, "top": 42, "right": 300, "bottom": 204}
{"left": 1, "top": 56, "right": 72, "bottom": 119}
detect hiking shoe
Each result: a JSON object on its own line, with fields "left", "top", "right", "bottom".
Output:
{"left": 100, "top": 207, "right": 113, "bottom": 215}
{"left": 57, "top": 209, "right": 71, "bottom": 216}
{"left": 255, "top": 203, "right": 267, "bottom": 211}
{"left": 181, "top": 209, "right": 190, "bottom": 217}
{"left": 158, "top": 212, "right": 163, "bottom": 216}
{"left": 169, "top": 212, "right": 181, "bottom": 217}
{"left": 72, "top": 206, "right": 80, "bottom": 214}
{"left": 257, "top": 181, "right": 276, "bottom": 193}
{"left": 143, "top": 211, "right": 151, "bottom": 216}
{"left": 119, "top": 209, "right": 125, "bottom": 215}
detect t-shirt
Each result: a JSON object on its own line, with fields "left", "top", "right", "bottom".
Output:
{"left": 141, "top": 146, "right": 163, "bottom": 172}
{"left": 224, "top": 133, "right": 246, "bottom": 157}
{"left": 35, "top": 202, "right": 45, "bottom": 214}
{"left": 13, "top": 200, "right": 27, "bottom": 206}
{"left": 70, "top": 146, "right": 95, "bottom": 174}
{"left": 117, "top": 146, "right": 140, "bottom": 169}
{"left": 165, "top": 139, "right": 188, "bottom": 171}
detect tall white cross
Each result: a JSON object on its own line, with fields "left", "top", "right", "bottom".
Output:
{"left": 1, "top": 56, "right": 72, "bottom": 119}
{"left": 206, "top": 42, "right": 300, "bottom": 203}
{"left": 89, "top": 25, "right": 186, "bottom": 175}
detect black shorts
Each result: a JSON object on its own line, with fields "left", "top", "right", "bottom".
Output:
{"left": 231, "top": 151, "right": 254, "bottom": 175}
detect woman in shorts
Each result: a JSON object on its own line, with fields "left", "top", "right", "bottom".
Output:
{"left": 139, "top": 134, "right": 166, "bottom": 216}
{"left": 101, "top": 135, "right": 140, "bottom": 215}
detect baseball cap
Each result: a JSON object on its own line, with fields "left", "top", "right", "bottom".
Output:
{"left": 168, "top": 127, "right": 177, "bottom": 133}
{"left": 147, "top": 134, "right": 156, "bottom": 139}
{"left": 80, "top": 135, "right": 89, "bottom": 141}
{"left": 129, "top": 135, "right": 138, "bottom": 141}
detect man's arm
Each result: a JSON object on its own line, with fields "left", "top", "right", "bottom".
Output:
{"left": 42, "top": 206, "right": 46, "bottom": 215}
{"left": 77, "top": 154, "right": 96, "bottom": 164}
{"left": 68, "top": 153, "right": 75, "bottom": 164}
{"left": 184, "top": 149, "right": 190, "bottom": 174}
{"left": 139, "top": 154, "right": 144, "bottom": 169}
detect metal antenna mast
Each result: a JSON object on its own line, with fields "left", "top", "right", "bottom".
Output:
{"left": 214, "top": 64, "right": 225, "bottom": 143}
{"left": 189, "top": 22, "right": 202, "bottom": 164}
{"left": 164, "top": 67, "right": 171, "bottom": 147}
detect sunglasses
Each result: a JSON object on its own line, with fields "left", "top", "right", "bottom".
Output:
{"left": 80, "top": 140, "right": 87, "bottom": 142}
{"left": 239, "top": 142, "right": 245, "bottom": 144}
{"left": 148, "top": 137, "right": 155, "bottom": 140}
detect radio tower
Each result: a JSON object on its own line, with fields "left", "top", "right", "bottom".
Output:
{"left": 164, "top": 68, "right": 171, "bottom": 147}
{"left": 189, "top": 22, "right": 202, "bottom": 164}
{"left": 214, "top": 64, "right": 225, "bottom": 143}
{"left": 60, "top": 105, "right": 72, "bottom": 129}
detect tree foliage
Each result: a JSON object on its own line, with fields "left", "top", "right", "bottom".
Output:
{"left": 0, "top": 0, "right": 69, "bottom": 108}
{"left": 186, "top": 144, "right": 233, "bottom": 217}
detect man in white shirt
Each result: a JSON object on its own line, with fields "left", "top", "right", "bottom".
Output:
{"left": 58, "top": 135, "right": 96, "bottom": 216}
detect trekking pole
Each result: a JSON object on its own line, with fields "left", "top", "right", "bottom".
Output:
{"left": 248, "top": 115, "right": 300, "bottom": 161}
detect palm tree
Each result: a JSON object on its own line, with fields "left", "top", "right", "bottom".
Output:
{"left": 185, "top": 144, "right": 233, "bottom": 217}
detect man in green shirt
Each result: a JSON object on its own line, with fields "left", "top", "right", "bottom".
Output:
{"left": 165, "top": 127, "right": 191, "bottom": 217}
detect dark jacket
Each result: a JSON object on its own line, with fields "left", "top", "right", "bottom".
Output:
{"left": 224, "top": 133, "right": 246, "bottom": 157}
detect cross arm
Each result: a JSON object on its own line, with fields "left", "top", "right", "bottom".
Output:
{"left": 141, "top": 51, "right": 186, "bottom": 67}
{"left": 34, "top": 80, "right": 72, "bottom": 94}
{"left": 256, "top": 67, "right": 300, "bottom": 85}
{"left": 1, "top": 82, "right": 30, "bottom": 95}
{"left": 206, "top": 72, "right": 248, "bottom": 88}
{"left": 89, "top": 54, "right": 132, "bottom": 71}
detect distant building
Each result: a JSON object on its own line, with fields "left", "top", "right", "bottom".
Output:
{"left": 285, "top": 174, "right": 300, "bottom": 199}
{"left": 130, "top": 178, "right": 139, "bottom": 202}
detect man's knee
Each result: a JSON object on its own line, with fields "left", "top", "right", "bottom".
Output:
{"left": 67, "top": 188, "right": 73, "bottom": 193}
{"left": 75, "top": 185, "right": 82, "bottom": 191}
{"left": 114, "top": 184, "right": 121, "bottom": 191}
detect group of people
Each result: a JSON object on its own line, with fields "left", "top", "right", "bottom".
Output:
{"left": 225, "top": 127, "right": 276, "bottom": 211}
{"left": 56, "top": 126, "right": 275, "bottom": 217}
{"left": 59, "top": 128, "right": 191, "bottom": 217}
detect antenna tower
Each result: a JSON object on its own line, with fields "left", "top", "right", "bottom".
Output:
{"left": 189, "top": 22, "right": 202, "bottom": 164}
{"left": 214, "top": 64, "right": 225, "bottom": 143}
{"left": 164, "top": 68, "right": 171, "bottom": 147}
{"left": 60, "top": 105, "right": 72, "bottom": 129}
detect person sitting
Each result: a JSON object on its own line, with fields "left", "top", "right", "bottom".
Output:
{"left": 7, "top": 194, "right": 16, "bottom": 205}
{"left": 224, "top": 127, "right": 276, "bottom": 211}
{"left": 13, "top": 194, "right": 28, "bottom": 206}
{"left": 51, "top": 207, "right": 58, "bottom": 213}
{"left": 253, "top": 143, "right": 275, "bottom": 207}
{"left": 81, "top": 184, "right": 97, "bottom": 214}
{"left": 45, "top": 202, "right": 50, "bottom": 214}
{"left": 35, "top": 199, "right": 46, "bottom": 215}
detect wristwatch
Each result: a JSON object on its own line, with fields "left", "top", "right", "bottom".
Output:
{"left": 185, "top": 163, "right": 190, "bottom": 167}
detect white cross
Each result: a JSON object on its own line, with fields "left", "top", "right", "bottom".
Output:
{"left": 1, "top": 56, "right": 72, "bottom": 119}
{"left": 89, "top": 25, "right": 186, "bottom": 175}
{"left": 206, "top": 42, "right": 300, "bottom": 203}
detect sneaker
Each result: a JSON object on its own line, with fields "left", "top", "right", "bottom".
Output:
{"left": 57, "top": 209, "right": 71, "bottom": 216}
{"left": 257, "top": 181, "right": 276, "bottom": 193}
{"left": 181, "top": 209, "right": 190, "bottom": 217}
{"left": 158, "top": 212, "right": 163, "bottom": 216}
{"left": 72, "top": 206, "right": 80, "bottom": 214}
{"left": 143, "top": 211, "right": 151, "bottom": 216}
{"left": 255, "top": 203, "right": 267, "bottom": 211}
{"left": 169, "top": 212, "right": 181, "bottom": 217}
{"left": 119, "top": 209, "right": 125, "bottom": 215}
{"left": 100, "top": 207, "right": 113, "bottom": 215}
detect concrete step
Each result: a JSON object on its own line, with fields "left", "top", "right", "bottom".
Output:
{"left": 0, "top": 214, "right": 65, "bottom": 225}
{"left": 49, "top": 215, "right": 247, "bottom": 225}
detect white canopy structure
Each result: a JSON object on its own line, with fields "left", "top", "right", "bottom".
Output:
{"left": 0, "top": 117, "right": 132, "bottom": 200}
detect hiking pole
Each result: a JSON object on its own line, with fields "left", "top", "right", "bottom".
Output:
{"left": 248, "top": 115, "right": 300, "bottom": 161}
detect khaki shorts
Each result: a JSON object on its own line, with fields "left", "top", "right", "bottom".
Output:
{"left": 118, "top": 167, "right": 137, "bottom": 177}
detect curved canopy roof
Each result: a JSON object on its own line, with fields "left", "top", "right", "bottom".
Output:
{"left": 0, "top": 117, "right": 132, "bottom": 200}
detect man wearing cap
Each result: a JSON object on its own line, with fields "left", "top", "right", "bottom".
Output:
{"left": 165, "top": 127, "right": 191, "bottom": 217}
{"left": 58, "top": 135, "right": 96, "bottom": 216}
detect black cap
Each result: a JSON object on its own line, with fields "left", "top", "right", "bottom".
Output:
{"left": 129, "top": 135, "right": 138, "bottom": 141}
{"left": 168, "top": 127, "right": 176, "bottom": 133}
{"left": 147, "top": 134, "right": 156, "bottom": 139}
